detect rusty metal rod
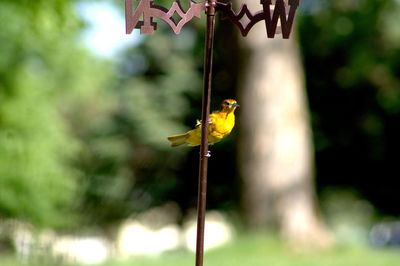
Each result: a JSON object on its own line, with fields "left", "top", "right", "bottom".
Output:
{"left": 195, "top": 1, "right": 216, "bottom": 266}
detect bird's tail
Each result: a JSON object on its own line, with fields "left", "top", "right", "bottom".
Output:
{"left": 167, "top": 133, "right": 189, "bottom": 147}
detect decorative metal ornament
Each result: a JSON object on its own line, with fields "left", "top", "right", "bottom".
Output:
{"left": 125, "top": 0, "right": 300, "bottom": 38}
{"left": 217, "top": 0, "right": 300, "bottom": 38}
{"left": 124, "top": 1, "right": 299, "bottom": 266}
{"left": 125, "top": 0, "right": 206, "bottom": 34}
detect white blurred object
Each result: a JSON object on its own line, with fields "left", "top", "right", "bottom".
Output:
{"left": 51, "top": 236, "right": 109, "bottom": 264}
{"left": 5, "top": 208, "right": 234, "bottom": 262}
{"left": 183, "top": 211, "right": 234, "bottom": 252}
{"left": 11, "top": 222, "right": 34, "bottom": 263}
{"left": 117, "top": 221, "right": 181, "bottom": 256}
{"left": 9, "top": 222, "right": 110, "bottom": 265}
{"left": 370, "top": 221, "right": 400, "bottom": 247}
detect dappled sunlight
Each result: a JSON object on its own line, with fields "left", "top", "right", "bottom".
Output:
{"left": 51, "top": 236, "right": 109, "bottom": 264}
{"left": 1, "top": 208, "right": 234, "bottom": 264}
{"left": 117, "top": 207, "right": 234, "bottom": 256}
{"left": 118, "top": 222, "right": 181, "bottom": 256}
{"left": 183, "top": 211, "right": 234, "bottom": 252}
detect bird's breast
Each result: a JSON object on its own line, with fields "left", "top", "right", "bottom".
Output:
{"left": 211, "top": 112, "right": 235, "bottom": 136}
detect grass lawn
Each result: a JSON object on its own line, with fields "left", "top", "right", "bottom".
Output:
{"left": 1, "top": 233, "right": 400, "bottom": 266}
{"left": 106, "top": 234, "right": 400, "bottom": 266}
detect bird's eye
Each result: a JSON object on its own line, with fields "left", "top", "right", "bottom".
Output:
{"left": 224, "top": 101, "right": 230, "bottom": 106}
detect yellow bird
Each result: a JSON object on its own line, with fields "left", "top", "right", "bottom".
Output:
{"left": 167, "top": 99, "right": 239, "bottom": 147}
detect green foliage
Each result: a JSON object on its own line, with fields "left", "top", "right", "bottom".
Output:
{"left": 118, "top": 31, "right": 203, "bottom": 147}
{"left": 0, "top": 0, "right": 113, "bottom": 228}
{"left": 0, "top": 0, "right": 209, "bottom": 227}
{"left": 78, "top": 26, "right": 205, "bottom": 222}
{"left": 299, "top": 0, "right": 400, "bottom": 214}
{"left": 3, "top": 0, "right": 399, "bottom": 230}
{"left": 96, "top": 4, "right": 243, "bottom": 218}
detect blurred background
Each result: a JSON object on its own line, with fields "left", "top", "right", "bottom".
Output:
{"left": 1, "top": 0, "right": 400, "bottom": 265}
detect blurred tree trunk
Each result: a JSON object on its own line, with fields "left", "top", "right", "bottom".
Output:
{"left": 237, "top": 2, "right": 332, "bottom": 248}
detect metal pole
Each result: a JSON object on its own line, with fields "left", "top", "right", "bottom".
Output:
{"left": 195, "top": 1, "right": 216, "bottom": 266}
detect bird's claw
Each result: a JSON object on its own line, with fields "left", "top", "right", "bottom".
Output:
{"left": 200, "top": 150, "right": 211, "bottom": 157}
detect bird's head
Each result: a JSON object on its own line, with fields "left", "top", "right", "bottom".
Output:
{"left": 220, "top": 99, "right": 239, "bottom": 113}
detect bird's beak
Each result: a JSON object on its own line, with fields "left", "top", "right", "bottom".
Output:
{"left": 233, "top": 103, "right": 240, "bottom": 108}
